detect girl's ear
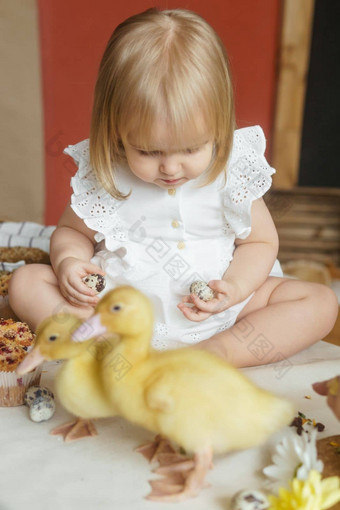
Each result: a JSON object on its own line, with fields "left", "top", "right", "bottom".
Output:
{"left": 118, "top": 138, "right": 125, "bottom": 151}
{"left": 117, "top": 138, "right": 127, "bottom": 161}
{"left": 207, "top": 142, "right": 217, "bottom": 169}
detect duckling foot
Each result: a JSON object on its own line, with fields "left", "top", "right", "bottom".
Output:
{"left": 135, "top": 434, "right": 180, "bottom": 463}
{"left": 146, "top": 446, "right": 213, "bottom": 502}
{"left": 148, "top": 472, "right": 189, "bottom": 497}
{"left": 50, "top": 418, "right": 98, "bottom": 442}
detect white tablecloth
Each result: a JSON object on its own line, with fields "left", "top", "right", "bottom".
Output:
{"left": 1, "top": 341, "right": 340, "bottom": 510}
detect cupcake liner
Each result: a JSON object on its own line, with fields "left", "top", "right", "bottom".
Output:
{"left": 0, "top": 366, "right": 42, "bottom": 407}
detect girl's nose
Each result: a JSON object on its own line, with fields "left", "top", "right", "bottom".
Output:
{"left": 159, "top": 154, "right": 181, "bottom": 176}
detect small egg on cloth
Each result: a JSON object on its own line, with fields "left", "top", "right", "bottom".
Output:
{"left": 82, "top": 273, "right": 106, "bottom": 294}
{"left": 230, "top": 490, "right": 269, "bottom": 510}
{"left": 24, "top": 385, "right": 56, "bottom": 422}
{"left": 29, "top": 395, "right": 56, "bottom": 423}
{"left": 189, "top": 281, "right": 215, "bottom": 301}
{"left": 24, "top": 385, "right": 54, "bottom": 406}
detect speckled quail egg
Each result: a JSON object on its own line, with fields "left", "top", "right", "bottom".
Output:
{"left": 24, "top": 385, "right": 54, "bottom": 406}
{"left": 82, "top": 273, "right": 106, "bottom": 294}
{"left": 189, "top": 281, "right": 215, "bottom": 301}
{"left": 29, "top": 395, "right": 56, "bottom": 423}
{"left": 230, "top": 490, "right": 269, "bottom": 510}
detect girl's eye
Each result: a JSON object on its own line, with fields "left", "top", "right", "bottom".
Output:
{"left": 136, "top": 146, "right": 202, "bottom": 156}
{"left": 138, "top": 150, "right": 161, "bottom": 157}
{"left": 183, "top": 147, "right": 200, "bottom": 154}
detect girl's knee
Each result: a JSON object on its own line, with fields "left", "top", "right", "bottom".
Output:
{"left": 9, "top": 265, "right": 32, "bottom": 294}
{"left": 310, "top": 283, "right": 339, "bottom": 330}
{"left": 9, "top": 264, "right": 56, "bottom": 298}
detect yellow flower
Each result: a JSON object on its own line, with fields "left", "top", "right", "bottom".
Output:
{"left": 268, "top": 470, "right": 340, "bottom": 510}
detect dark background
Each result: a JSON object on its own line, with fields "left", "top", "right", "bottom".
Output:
{"left": 299, "top": 0, "right": 340, "bottom": 187}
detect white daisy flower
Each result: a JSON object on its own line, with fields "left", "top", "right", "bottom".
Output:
{"left": 263, "top": 427, "right": 324, "bottom": 493}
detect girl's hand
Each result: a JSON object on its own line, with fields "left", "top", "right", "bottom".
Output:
{"left": 56, "top": 256, "right": 106, "bottom": 308}
{"left": 312, "top": 376, "right": 340, "bottom": 421}
{"left": 177, "top": 278, "right": 243, "bottom": 322}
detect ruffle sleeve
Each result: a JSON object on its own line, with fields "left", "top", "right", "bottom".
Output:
{"left": 63, "top": 139, "right": 129, "bottom": 252}
{"left": 222, "top": 125, "right": 275, "bottom": 239}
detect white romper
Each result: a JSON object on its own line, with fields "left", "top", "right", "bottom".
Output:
{"left": 64, "top": 125, "right": 283, "bottom": 350}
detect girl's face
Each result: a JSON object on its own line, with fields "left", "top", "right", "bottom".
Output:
{"left": 122, "top": 117, "right": 214, "bottom": 189}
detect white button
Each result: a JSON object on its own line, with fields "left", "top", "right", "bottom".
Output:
{"left": 177, "top": 241, "right": 185, "bottom": 249}
{"left": 171, "top": 220, "right": 180, "bottom": 228}
{"left": 168, "top": 188, "right": 176, "bottom": 196}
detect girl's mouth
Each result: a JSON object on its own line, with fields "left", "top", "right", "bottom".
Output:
{"left": 161, "top": 178, "right": 182, "bottom": 184}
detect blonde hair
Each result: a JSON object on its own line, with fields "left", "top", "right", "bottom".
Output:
{"left": 90, "top": 8, "right": 235, "bottom": 199}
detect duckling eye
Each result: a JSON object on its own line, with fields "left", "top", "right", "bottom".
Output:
{"left": 111, "top": 304, "right": 122, "bottom": 312}
{"left": 48, "top": 334, "right": 58, "bottom": 341}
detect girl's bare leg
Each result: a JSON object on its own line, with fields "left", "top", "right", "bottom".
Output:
{"left": 196, "top": 277, "right": 339, "bottom": 368}
{"left": 8, "top": 264, "right": 94, "bottom": 331}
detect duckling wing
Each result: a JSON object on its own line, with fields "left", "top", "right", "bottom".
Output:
{"left": 139, "top": 352, "right": 294, "bottom": 454}
{"left": 144, "top": 371, "right": 177, "bottom": 414}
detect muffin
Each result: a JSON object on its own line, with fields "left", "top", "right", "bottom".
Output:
{"left": 0, "top": 319, "right": 42, "bottom": 406}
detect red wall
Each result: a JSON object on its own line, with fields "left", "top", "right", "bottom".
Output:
{"left": 38, "top": 0, "right": 282, "bottom": 225}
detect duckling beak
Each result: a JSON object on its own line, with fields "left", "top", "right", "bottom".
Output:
{"left": 71, "top": 314, "right": 108, "bottom": 343}
{"left": 16, "top": 346, "right": 45, "bottom": 375}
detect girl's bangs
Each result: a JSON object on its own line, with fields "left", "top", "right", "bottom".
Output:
{"left": 119, "top": 75, "right": 215, "bottom": 150}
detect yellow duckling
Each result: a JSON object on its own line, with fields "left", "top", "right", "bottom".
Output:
{"left": 17, "top": 313, "right": 117, "bottom": 441}
{"left": 71, "top": 286, "right": 295, "bottom": 501}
